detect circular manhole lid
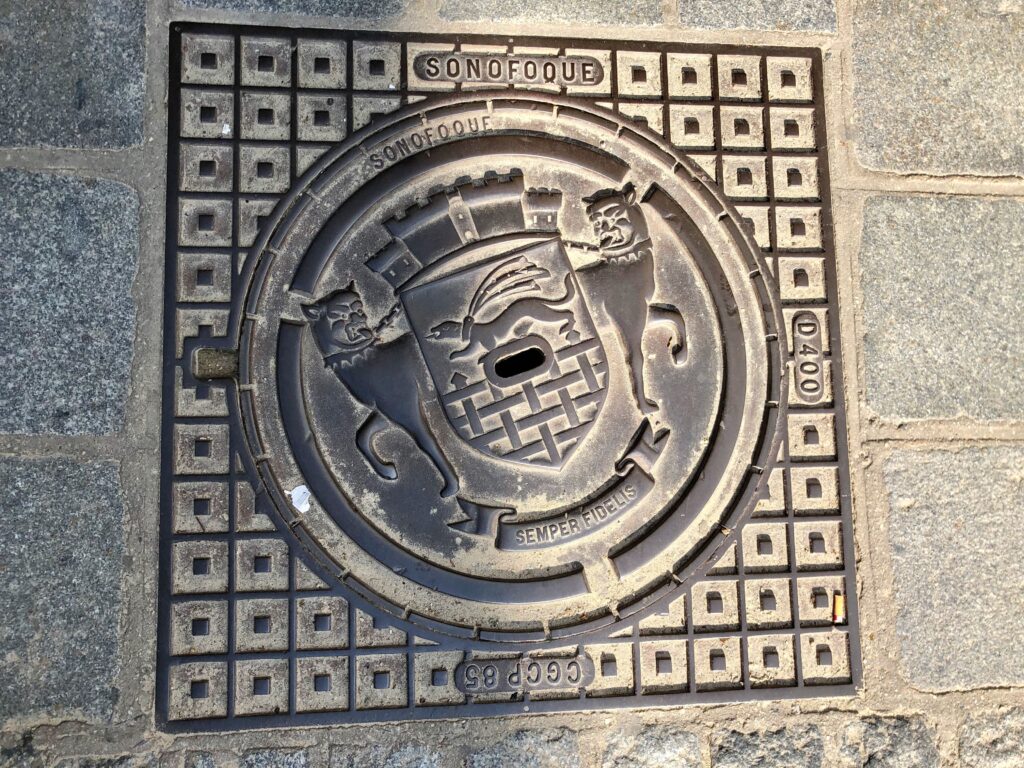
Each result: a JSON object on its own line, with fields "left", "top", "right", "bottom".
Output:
{"left": 239, "top": 93, "right": 782, "bottom": 637}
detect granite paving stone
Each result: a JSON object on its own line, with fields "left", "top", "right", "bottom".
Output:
{"left": 603, "top": 725, "right": 701, "bottom": 768}
{"left": 679, "top": 0, "right": 835, "bottom": 31}
{"left": 330, "top": 745, "right": 443, "bottom": 768}
{"left": 440, "top": 0, "right": 661, "bottom": 25}
{"left": 0, "top": 459, "right": 124, "bottom": 723}
{"left": 860, "top": 195, "right": 1024, "bottom": 420}
{"left": 852, "top": 0, "right": 1024, "bottom": 175}
{"left": 0, "top": 170, "right": 139, "bottom": 435}
{"left": 240, "top": 751, "right": 311, "bottom": 768}
{"left": 0, "top": 733, "right": 41, "bottom": 768}
{"left": 838, "top": 717, "right": 939, "bottom": 768}
{"left": 712, "top": 726, "right": 823, "bottom": 768}
{"left": 959, "top": 708, "right": 1024, "bottom": 768}
{"left": 885, "top": 447, "right": 1024, "bottom": 691}
{"left": 465, "top": 729, "right": 581, "bottom": 768}
{"left": 56, "top": 757, "right": 158, "bottom": 768}
{"left": 177, "top": 0, "right": 405, "bottom": 17}
{"left": 0, "top": 0, "right": 145, "bottom": 148}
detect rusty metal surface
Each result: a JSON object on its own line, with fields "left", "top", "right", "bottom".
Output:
{"left": 159, "top": 24, "right": 859, "bottom": 730}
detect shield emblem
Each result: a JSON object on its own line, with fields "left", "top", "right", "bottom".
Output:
{"left": 401, "top": 238, "right": 608, "bottom": 468}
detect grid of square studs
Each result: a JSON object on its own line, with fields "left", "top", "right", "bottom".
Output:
{"left": 170, "top": 32, "right": 414, "bottom": 723}
{"left": 166, "top": 30, "right": 853, "bottom": 725}
{"left": 599, "top": 51, "right": 823, "bottom": 263}
{"left": 178, "top": 37, "right": 826, "bottom": 286}
{"left": 399, "top": 45, "right": 825, "bottom": 266}
{"left": 165, "top": 488, "right": 437, "bottom": 722}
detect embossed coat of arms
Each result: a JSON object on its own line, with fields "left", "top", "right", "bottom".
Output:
{"left": 240, "top": 95, "right": 779, "bottom": 633}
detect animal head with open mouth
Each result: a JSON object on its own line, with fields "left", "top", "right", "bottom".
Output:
{"left": 583, "top": 182, "right": 650, "bottom": 257}
{"left": 301, "top": 282, "right": 375, "bottom": 362}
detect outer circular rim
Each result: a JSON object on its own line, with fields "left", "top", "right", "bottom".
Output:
{"left": 236, "top": 92, "right": 785, "bottom": 637}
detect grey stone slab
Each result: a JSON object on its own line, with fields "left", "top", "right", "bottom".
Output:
{"left": 860, "top": 195, "right": 1024, "bottom": 420}
{"left": 0, "top": 0, "right": 144, "bottom": 148}
{"left": 440, "top": 0, "right": 660, "bottom": 25}
{"left": 0, "top": 170, "right": 139, "bottom": 435}
{"left": 177, "top": 0, "right": 405, "bottom": 18}
{"left": 0, "top": 459, "right": 124, "bottom": 723}
{"left": 679, "top": 0, "right": 835, "bottom": 31}
{"left": 852, "top": 0, "right": 1024, "bottom": 175}
{"left": 0, "top": 733, "right": 42, "bottom": 768}
{"left": 885, "top": 447, "right": 1024, "bottom": 691}
{"left": 466, "top": 730, "right": 580, "bottom": 768}
{"left": 56, "top": 757, "right": 157, "bottom": 768}
{"left": 240, "top": 751, "right": 311, "bottom": 768}
{"left": 960, "top": 708, "right": 1024, "bottom": 768}
{"left": 330, "top": 745, "right": 443, "bottom": 768}
{"left": 838, "top": 717, "right": 939, "bottom": 768}
{"left": 603, "top": 726, "right": 701, "bottom": 768}
{"left": 712, "top": 726, "right": 823, "bottom": 768}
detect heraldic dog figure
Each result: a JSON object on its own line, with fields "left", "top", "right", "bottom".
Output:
{"left": 302, "top": 283, "right": 460, "bottom": 498}
{"left": 301, "top": 173, "right": 689, "bottom": 495}
{"left": 578, "top": 182, "right": 688, "bottom": 416}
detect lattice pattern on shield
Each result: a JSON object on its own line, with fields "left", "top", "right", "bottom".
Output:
{"left": 442, "top": 336, "right": 608, "bottom": 466}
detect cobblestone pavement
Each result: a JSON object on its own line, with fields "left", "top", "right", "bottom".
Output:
{"left": 0, "top": 0, "right": 1022, "bottom": 765}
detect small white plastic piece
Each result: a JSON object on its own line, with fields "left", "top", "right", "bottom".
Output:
{"left": 288, "top": 484, "right": 311, "bottom": 513}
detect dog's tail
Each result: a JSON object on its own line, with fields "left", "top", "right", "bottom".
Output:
{"left": 553, "top": 273, "right": 576, "bottom": 306}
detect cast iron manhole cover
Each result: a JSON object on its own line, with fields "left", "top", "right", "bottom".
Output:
{"left": 160, "top": 24, "right": 860, "bottom": 729}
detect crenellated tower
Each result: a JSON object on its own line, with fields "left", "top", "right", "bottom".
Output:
{"left": 365, "top": 170, "right": 563, "bottom": 290}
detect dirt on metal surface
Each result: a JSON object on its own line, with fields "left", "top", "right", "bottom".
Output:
{"left": 160, "top": 24, "right": 858, "bottom": 730}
